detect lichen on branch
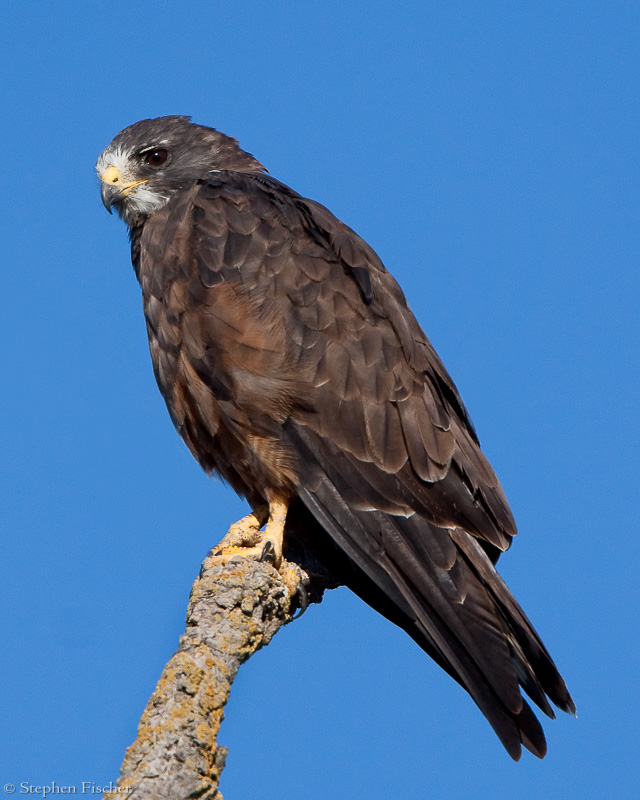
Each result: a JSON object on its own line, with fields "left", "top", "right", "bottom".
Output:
{"left": 104, "top": 552, "right": 311, "bottom": 800}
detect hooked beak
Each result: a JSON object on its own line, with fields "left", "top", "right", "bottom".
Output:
{"left": 100, "top": 182, "right": 120, "bottom": 214}
{"left": 100, "top": 165, "right": 147, "bottom": 214}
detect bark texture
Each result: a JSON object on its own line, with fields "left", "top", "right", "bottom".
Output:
{"left": 104, "top": 552, "right": 309, "bottom": 800}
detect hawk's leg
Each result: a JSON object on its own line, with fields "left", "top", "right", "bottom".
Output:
{"left": 261, "top": 497, "right": 288, "bottom": 565}
{"left": 210, "top": 498, "right": 301, "bottom": 597}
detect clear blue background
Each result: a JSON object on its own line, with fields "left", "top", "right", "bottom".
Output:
{"left": 1, "top": 2, "right": 638, "bottom": 797}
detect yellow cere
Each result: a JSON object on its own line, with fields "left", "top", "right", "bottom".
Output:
{"left": 102, "top": 165, "right": 120, "bottom": 184}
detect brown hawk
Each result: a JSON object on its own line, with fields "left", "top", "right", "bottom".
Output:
{"left": 97, "top": 116, "right": 574, "bottom": 759}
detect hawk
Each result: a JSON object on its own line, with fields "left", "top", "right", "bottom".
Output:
{"left": 97, "top": 116, "right": 574, "bottom": 759}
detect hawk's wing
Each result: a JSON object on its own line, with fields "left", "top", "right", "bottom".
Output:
{"left": 136, "top": 172, "right": 575, "bottom": 759}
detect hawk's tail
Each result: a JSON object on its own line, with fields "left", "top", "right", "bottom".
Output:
{"left": 291, "top": 478, "right": 575, "bottom": 760}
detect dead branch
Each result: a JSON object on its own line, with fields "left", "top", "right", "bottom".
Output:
{"left": 104, "top": 552, "right": 313, "bottom": 800}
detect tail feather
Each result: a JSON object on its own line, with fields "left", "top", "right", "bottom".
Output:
{"left": 296, "top": 477, "right": 575, "bottom": 759}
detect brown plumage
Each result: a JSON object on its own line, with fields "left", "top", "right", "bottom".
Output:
{"left": 97, "top": 116, "right": 575, "bottom": 760}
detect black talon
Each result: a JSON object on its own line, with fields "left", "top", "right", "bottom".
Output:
{"left": 260, "top": 540, "right": 276, "bottom": 564}
{"left": 292, "top": 581, "right": 309, "bottom": 620}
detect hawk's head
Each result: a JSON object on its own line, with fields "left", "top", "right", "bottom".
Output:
{"left": 96, "top": 116, "right": 266, "bottom": 226}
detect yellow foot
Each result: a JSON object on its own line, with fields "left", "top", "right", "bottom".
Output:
{"left": 208, "top": 499, "right": 302, "bottom": 598}
{"left": 278, "top": 560, "right": 305, "bottom": 600}
{"left": 210, "top": 505, "right": 269, "bottom": 561}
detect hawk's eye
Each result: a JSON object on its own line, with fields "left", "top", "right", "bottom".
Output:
{"left": 143, "top": 148, "right": 168, "bottom": 167}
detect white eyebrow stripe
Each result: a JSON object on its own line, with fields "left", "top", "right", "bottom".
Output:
{"left": 138, "top": 140, "right": 169, "bottom": 153}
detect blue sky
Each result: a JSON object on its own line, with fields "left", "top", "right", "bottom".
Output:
{"left": 1, "top": 1, "right": 638, "bottom": 797}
